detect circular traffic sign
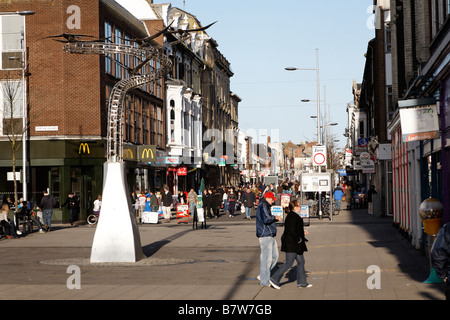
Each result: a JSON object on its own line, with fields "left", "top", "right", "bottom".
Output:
{"left": 314, "top": 153, "right": 326, "bottom": 165}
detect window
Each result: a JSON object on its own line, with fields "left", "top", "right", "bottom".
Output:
{"left": 359, "top": 121, "right": 365, "bottom": 138}
{"left": 150, "top": 103, "right": 157, "bottom": 145}
{"left": 114, "top": 27, "right": 123, "bottom": 79}
{"left": 142, "top": 100, "right": 149, "bottom": 145}
{"left": 134, "top": 97, "right": 141, "bottom": 144}
{"left": 104, "top": 22, "right": 113, "bottom": 75}
{"left": 157, "top": 106, "right": 163, "bottom": 148}
{"left": 385, "top": 27, "right": 391, "bottom": 53}
{"left": 1, "top": 15, "right": 24, "bottom": 70}
{"left": 1, "top": 79, "right": 23, "bottom": 135}
{"left": 170, "top": 101, "right": 175, "bottom": 143}
{"left": 125, "top": 94, "right": 132, "bottom": 141}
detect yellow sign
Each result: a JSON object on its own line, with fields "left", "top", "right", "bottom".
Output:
{"left": 137, "top": 145, "right": 156, "bottom": 162}
{"left": 141, "top": 148, "right": 154, "bottom": 159}
{"left": 79, "top": 143, "right": 90, "bottom": 154}
{"left": 124, "top": 148, "right": 134, "bottom": 159}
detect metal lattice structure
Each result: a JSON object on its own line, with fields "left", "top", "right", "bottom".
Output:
{"left": 47, "top": 22, "right": 214, "bottom": 163}
{"left": 63, "top": 42, "right": 172, "bottom": 162}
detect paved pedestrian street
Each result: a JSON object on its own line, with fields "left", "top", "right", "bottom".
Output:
{"left": 0, "top": 208, "right": 445, "bottom": 301}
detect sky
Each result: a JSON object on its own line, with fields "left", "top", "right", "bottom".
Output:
{"left": 148, "top": 0, "right": 376, "bottom": 149}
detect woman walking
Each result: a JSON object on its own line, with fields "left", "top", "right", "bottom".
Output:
{"left": 269, "top": 199, "right": 312, "bottom": 289}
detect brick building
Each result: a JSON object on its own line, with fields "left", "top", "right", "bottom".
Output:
{"left": 0, "top": 0, "right": 167, "bottom": 222}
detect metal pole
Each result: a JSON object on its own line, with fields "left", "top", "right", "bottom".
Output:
{"left": 22, "top": 15, "right": 28, "bottom": 201}
{"left": 316, "top": 49, "right": 322, "bottom": 220}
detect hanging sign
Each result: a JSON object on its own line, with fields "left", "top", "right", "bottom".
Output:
{"left": 399, "top": 98, "right": 439, "bottom": 142}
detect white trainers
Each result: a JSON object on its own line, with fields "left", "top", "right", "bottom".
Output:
{"left": 16, "top": 230, "right": 22, "bottom": 235}
{"left": 269, "top": 280, "right": 281, "bottom": 290}
{"left": 298, "top": 284, "right": 313, "bottom": 288}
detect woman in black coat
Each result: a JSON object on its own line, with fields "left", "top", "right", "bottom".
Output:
{"left": 269, "top": 199, "right": 312, "bottom": 289}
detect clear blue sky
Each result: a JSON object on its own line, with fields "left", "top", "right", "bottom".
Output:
{"left": 153, "top": 0, "right": 375, "bottom": 149}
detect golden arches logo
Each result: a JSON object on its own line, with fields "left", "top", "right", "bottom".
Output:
{"left": 124, "top": 149, "right": 134, "bottom": 159}
{"left": 141, "top": 148, "right": 154, "bottom": 159}
{"left": 79, "top": 143, "right": 90, "bottom": 154}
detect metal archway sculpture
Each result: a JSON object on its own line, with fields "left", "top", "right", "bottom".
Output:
{"left": 47, "top": 22, "right": 215, "bottom": 263}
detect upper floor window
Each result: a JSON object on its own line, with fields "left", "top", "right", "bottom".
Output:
{"left": 1, "top": 15, "right": 25, "bottom": 70}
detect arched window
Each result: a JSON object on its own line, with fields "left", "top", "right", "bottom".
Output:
{"left": 170, "top": 100, "right": 175, "bottom": 143}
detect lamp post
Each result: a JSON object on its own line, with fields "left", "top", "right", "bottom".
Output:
{"left": 1, "top": 10, "right": 35, "bottom": 202}
{"left": 286, "top": 48, "right": 321, "bottom": 145}
{"left": 286, "top": 49, "right": 323, "bottom": 218}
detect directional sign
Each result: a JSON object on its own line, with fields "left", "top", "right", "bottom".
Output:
{"left": 313, "top": 146, "right": 327, "bottom": 167}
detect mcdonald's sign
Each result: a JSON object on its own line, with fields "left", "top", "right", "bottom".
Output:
{"left": 123, "top": 148, "right": 134, "bottom": 160}
{"left": 137, "top": 145, "right": 156, "bottom": 162}
{"left": 79, "top": 143, "right": 90, "bottom": 154}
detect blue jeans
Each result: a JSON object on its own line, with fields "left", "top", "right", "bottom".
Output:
{"left": 335, "top": 199, "right": 342, "bottom": 210}
{"left": 42, "top": 209, "right": 53, "bottom": 228}
{"left": 271, "top": 252, "right": 307, "bottom": 287}
{"left": 245, "top": 207, "right": 252, "bottom": 218}
{"left": 258, "top": 236, "right": 279, "bottom": 286}
{"left": 223, "top": 200, "right": 228, "bottom": 212}
{"left": 189, "top": 203, "right": 196, "bottom": 216}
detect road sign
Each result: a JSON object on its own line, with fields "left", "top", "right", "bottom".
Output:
{"left": 313, "top": 146, "right": 327, "bottom": 166}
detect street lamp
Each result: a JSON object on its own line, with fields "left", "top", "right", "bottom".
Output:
{"left": 285, "top": 48, "right": 321, "bottom": 145}
{"left": 1, "top": 10, "right": 35, "bottom": 202}
{"left": 286, "top": 49, "right": 323, "bottom": 218}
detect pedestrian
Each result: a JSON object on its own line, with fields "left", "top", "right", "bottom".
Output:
{"left": 61, "top": 192, "right": 80, "bottom": 226}
{"left": 242, "top": 187, "right": 256, "bottom": 220}
{"left": 333, "top": 184, "right": 344, "bottom": 211}
{"left": 223, "top": 188, "right": 229, "bottom": 213}
{"left": 93, "top": 195, "right": 102, "bottom": 215}
{"left": 187, "top": 188, "right": 198, "bottom": 217}
{"left": 138, "top": 190, "right": 147, "bottom": 223}
{"left": 344, "top": 184, "right": 353, "bottom": 210}
{"left": 149, "top": 190, "right": 158, "bottom": 212}
{"left": 203, "top": 189, "right": 212, "bottom": 218}
{"left": 213, "top": 189, "right": 222, "bottom": 219}
{"left": 161, "top": 186, "right": 173, "bottom": 222}
{"left": 270, "top": 199, "right": 312, "bottom": 289}
{"left": 0, "top": 203, "right": 22, "bottom": 238}
{"left": 431, "top": 222, "right": 450, "bottom": 300}
{"left": 228, "top": 188, "right": 237, "bottom": 217}
{"left": 367, "top": 185, "right": 377, "bottom": 215}
{"left": 40, "top": 190, "right": 56, "bottom": 232}
{"left": 256, "top": 191, "right": 281, "bottom": 287}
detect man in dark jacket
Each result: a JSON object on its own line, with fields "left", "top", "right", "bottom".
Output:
{"left": 256, "top": 192, "right": 281, "bottom": 287}
{"left": 61, "top": 192, "right": 80, "bottom": 226}
{"left": 40, "top": 190, "right": 56, "bottom": 232}
{"left": 161, "top": 186, "right": 173, "bottom": 222}
{"left": 431, "top": 223, "right": 450, "bottom": 300}
{"left": 242, "top": 188, "right": 256, "bottom": 220}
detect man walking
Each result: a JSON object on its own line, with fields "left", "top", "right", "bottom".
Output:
{"left": 61, "top": 192, "right": 80, "bottom": 226}
{"left": 256, "top": 191, "right": 281, "bottom": 287}
{"left": 242, "top": 188, "right": 256, "bottom": 220}
{"left": 40, "top": 190, "right": 56, "bottom": 232}
{"left": 161, "top": 186, "right": 173, "bottom": 222}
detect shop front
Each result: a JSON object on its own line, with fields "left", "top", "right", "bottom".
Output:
{"left": 0, "top": 139, "right": 104, "bottom": 223}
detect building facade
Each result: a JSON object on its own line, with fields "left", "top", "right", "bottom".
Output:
{"left": 385, "top": 0, "right": 449, "bottom": 249}
{"left": 0, "top": 0, "right": 167, "bottom": 221}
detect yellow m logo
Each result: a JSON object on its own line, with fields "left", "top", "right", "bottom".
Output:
{"left": 79, "top": 143, "right": 90, "bottom": 154}
{"left": 141, "top": 148, "right": 154, "bottom": 159}
{"left": 124, "top": 148, "right": 134, "bottom": 159}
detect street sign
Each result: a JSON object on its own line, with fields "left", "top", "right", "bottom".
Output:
{"left": 313, "top": 146, "right": 327, "bottom": 167}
